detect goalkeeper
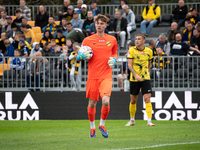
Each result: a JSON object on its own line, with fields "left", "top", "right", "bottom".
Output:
{"left": 77, "top": 14, "right": 118, "bottom": 138}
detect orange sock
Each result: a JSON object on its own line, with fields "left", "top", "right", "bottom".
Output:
{"left": 101, "top": 105, "right": 110, "bottom": 120}
{"left": 87, "top": 106, "right": 96, "bottom": 122}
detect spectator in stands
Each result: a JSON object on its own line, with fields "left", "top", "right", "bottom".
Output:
{"left": 11, "top": 31, "right": 20, "bottom": 49}
{"left": 0, "top": 32, "right": 6, "bottom": 54}
{"left": 182, "top": 21, "right": 195, "bottom": 44}
{"left": 69, "top": 45, "right": 81, "bottom": 91}
{"left": 0, "top": 6, "right": 4, "bottom": 19}
{"left": 19, "top": 0, "right": 31, "bottom": 21}
{"left": 65, "top": 5, "right": 74, "bottom": 22}
{"left": 140, "top": 0, "right": 161, "bottom": 36}
{"left": 13, "top": 9, "right": 22, "bottom": 29}
{"left": 19, "top": 34, "right": 32, "bottom": 51}
{"left": 20, "top": 24, "right": 35, "bottom": 45}
{"left": 118, "top": 41, "right": 133, "bottom": 91}
{"left": 153, "top": 46, "right": 170, "bottom": 70}
{"left": 119, "top": 0, "right": 127, "bottom": 10}
{"left": 56, "top": 47, "right": 67, "bottom": 69}
{"left": 50, "top": 39, "right": 57, "bottom": 52}
{"left": 55, "top": 29, "right": 66, "bottom": 47}
{"left": 172, "top": 0, "right": 188, "bottom": 27}
{"left": 195, "top": 22, "right": 200, "bottom": 30}
{"left": 85, "top": 25, "right": 93, "bottom": 36}
{"left": 170, "top": 33, "right": 200, "bottom": 55}
{"left": 27, "top": 51, "right": 49, "bottom": 92}
{"left": 79, "top": 4, "right": 87, "bottom": 20}
{"left": 90, "top": 1, "right": 101, "bottom": 17}
{"left": 61, "top": 19, "right": 69, "bottom": 37}
{"left": 70, "top": 10, "right": 83, "bottom": 29}
{"left": 41, "top": 42, "right": 54, "bottom": 57}
{"left": 0, "top": 51, "right": 4, "bottom": 64}
{"left": 148, "top": 39, "right": 157, "bottom": 56}
{"left": 4, "top": 39, "right": 15, "bottom": 57}
{"left": 167, "top": 22, "right": 182, "bottom": 43}
{"left": 18, "top": 39, "right": 28, "bottom": 57}
{"left": 0, "top": 11, "right": 7, "bottom": 29}
{"left": 42, "top": 17, "right": 57, "bottom": 35}
{"left": 66, "top": 38, "right": 73, "bottom": 54}
{"left": 105, "top": 14, "right": 113, "bottom": 32}
{"left": 155, "top": 33, "right": 170, "bottom": 55}
{"left": 66, "top": 22, "right": 85, "bottom": 43}
{"left": 76, "top": 0, "right": 83, "bottom": 14}
{"left": 21, "top": 17, "right": 32, "bottom": 29}
{"left": 9, "top": 49, "right": 25, "bottom": 70}
{"left": 113, "top": 10, "right": 127, "bottom": 50}
{"left": 122, "top": 5, "right": 136, "bottom": 43}
{"left": 1, "top": 16, "right": 12, "bottom": 34}
{"left": 184, "top": 7, "right": 199, "bottom": 26}
{"left": 82, "top": 10, "right": 93, "bottom": 30}
{"left": 58, "top": 0, "right": 71, "bottom": 21}
{"left": 40, "top": 30, "right": 54, "bottom": 48}
{"left": 35, "top": 5, "right": 49, "bottom": 29}
{"left": 7, "top": 21, "right": 18, "bottom": 39}
{"left": 31, "top": 42, "right": 42, "bottom": 54}
{"left": 191, "top": 29, "right": 200, "bottom": 55}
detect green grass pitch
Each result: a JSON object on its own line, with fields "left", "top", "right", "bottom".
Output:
{"left": 0, "top": 120, "right": 200, "bottom": 150}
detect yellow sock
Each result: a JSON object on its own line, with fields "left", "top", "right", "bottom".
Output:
{"left": 129, "top": 103, "right": 136, "bottom": 118}
{"left": 145, "top": 103, "right": 152, "bottom": 118}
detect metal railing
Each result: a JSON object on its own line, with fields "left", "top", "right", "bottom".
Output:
{"left": 0, "top": 56, "right": 200, "bottom": 92}
{"left": 3, "top": 2, "right": 200, "bottom": 20}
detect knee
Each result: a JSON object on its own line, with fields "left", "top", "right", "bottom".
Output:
{"left": 118, "top": 74, "right": 122, "bottom": 80}
{"left": 89, "top": 99, "right": 97, "bottom": 108}
{"left": 102, "top": 96, "right": 110, "bottom": 107}
{"left": 130, "top": 99, "right": 137, "bottom": 104}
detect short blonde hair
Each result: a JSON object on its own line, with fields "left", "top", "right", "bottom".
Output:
{"left": 4, "top": 39, "right": 11, "bottom": 45}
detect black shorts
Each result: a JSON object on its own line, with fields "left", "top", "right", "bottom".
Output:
{"left": 130, "top": 80, "right": 152, "bottom": 95}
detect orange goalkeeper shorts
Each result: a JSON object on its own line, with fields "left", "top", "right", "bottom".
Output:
{"left": 86, "top": 78, "right": 113, "bottom": 101}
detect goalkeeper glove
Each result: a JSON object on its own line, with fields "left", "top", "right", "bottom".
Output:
{"left": 108, "top": 57, "right": 116, "bottom": 68}
{"left": 77, "top": 51, "right": 88, "bottom": 61}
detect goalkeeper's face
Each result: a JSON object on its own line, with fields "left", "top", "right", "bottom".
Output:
{"left": 95, "top": 20, "right": 107, "bottom": 33}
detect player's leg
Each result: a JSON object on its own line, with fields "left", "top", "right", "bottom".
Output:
{"left": 99, "top": 78, "right": 112, "bottom": 138}
{"left": 141, "top": 80, "right": 155, "bottom": 126}
{"left": 125, "top": 81, "right": 140, "bottom": 126}
{"left": 86, "top": 79, "right": 100, "bottom": 137}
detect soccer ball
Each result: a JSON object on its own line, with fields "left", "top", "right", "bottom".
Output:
{"left": 79, "top": 46, "right": 93, "bottom": 60}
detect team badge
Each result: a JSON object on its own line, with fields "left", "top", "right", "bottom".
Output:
{"left": 106, "top": 42, "right": 111, "bottom": 46}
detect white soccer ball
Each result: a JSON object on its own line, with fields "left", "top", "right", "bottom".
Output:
{"left": 79, "top": 46, "right": 93, "bottom": 60}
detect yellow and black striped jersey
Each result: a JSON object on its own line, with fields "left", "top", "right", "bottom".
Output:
{"left": 127, "top": 46, "right": 153, "bottom": 82}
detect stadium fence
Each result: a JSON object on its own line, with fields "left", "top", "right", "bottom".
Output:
{"left": 0, "top": 56, "right": 200, "bottom": 92}
{"left": 2, "top": 2, "right": 200, "bottom": 21}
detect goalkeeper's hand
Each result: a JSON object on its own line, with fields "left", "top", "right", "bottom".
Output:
{"left": 108, "top": 57, "right": 116, "bottom": 68}
{"left": 76, "top": 51, "right": 88, "bottom": 61}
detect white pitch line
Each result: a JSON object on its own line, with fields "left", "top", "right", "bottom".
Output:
{"left": 103, "top": 141, "right": 200, "bottom": 150}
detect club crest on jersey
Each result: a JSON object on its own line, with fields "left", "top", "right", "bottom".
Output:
{"left": 99, "top": 40, "right": 105, "bottom": 42}
{"left": 106, "top": 42, "right": 111, "bottom": 46}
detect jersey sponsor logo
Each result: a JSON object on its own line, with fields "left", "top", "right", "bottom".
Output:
{"left": 99, "top": 40, "right": 105, "bottom": 42}
{"left": 138, "top": 51, "right": 145, "bottom": 54}
{"left": 172, "top": 44, "right": 182, "bottom": 50}
{"left": 106, "top": 42, "right": 111, "bottom": 46}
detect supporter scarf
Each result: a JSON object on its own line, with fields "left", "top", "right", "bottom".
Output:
{"left": 46, "top": 23, "right": 56, "bottom": 34}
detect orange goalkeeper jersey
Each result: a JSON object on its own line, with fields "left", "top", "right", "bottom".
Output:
{"left": 82, "top": 33, "right": 118, "bottom": 79}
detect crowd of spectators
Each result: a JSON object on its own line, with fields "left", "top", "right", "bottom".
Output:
{"left": 0, "top": 0, "right": 200, "bottom": 90}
